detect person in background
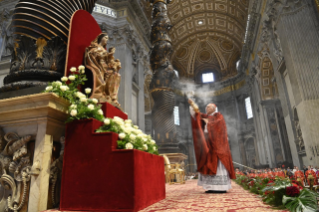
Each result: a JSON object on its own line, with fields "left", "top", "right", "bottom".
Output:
{"left": 235, "top": 168, "right": 245, "bottom": 176}
{"left": 292, "top": 166, "right": 297, "bottom": 174}
{"left": 277, "top": 168, "right": 285, "bottom": 178}
{"left": 305, "top": 165, "right": 317, "bottom": 186}
{"left": 294, "top": 166, "right": 305, "bottom": 186}
{"left": 303, "top": 165, "right": 308, "bottom": 173}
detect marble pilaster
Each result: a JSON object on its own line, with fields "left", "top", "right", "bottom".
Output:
{"left": 0, "top": 93, "right": 68, "bottom": 211}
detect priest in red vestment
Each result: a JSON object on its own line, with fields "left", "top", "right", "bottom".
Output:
{"left": 305, "top": 165, "right": 318, "bottom": 186}
{"left": 188, "top": 99, "right": 235, "bottom": 193}
{"left": 235, "top": 168, "right": 245, "bottom": 176}
{"left": 294, "top": 167, "right": 305, "bottom": 186}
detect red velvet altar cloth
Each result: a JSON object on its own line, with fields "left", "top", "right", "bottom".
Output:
{"left": 191, "top": 112, "right": 236, "bottom": 179}
{"left": 101, "top": 102, "right": 127, "bottom": 120}
{"left": 60, "top": 118, "right": 165, "bottom": 211}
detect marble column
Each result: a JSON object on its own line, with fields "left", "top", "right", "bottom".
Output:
{"left": 137, "top": 57, "right": 145, "bottom": 131}
{"left": 274, "top": 1, "right": 319, "bottom": 164}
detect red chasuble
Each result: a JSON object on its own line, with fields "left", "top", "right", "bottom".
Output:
{"left": 294, "top": 170, "right": 305, "bottom": 186}
{"left": 305, "top": 170, "right": 318, "bottom": 185}
{"left": 191, "top": 111, "right": 236, "bottom": 179}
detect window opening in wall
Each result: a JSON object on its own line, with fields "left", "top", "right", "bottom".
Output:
{"left": 202, "top": 72, "right": 214, "bottom": 83}
{"left": 174, "top": 106, "right": 180, "bottom": 126}
{"left": 245, "top": 97, "right": 253, "bottom": 119}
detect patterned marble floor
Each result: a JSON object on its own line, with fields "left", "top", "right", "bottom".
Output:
{"left": 139, "top": 180, "right": 288, "bottom": 212}
{"left": 43, "top": 180, "right": 288, "bottom": 212}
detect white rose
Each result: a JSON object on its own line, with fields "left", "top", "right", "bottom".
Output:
{"left": 55, "top": 81, "right": 62, "bottom": 86}
{"left": 143, "top": 138, "right": 148, "bottom": 142}
{"left": 70, "top": 67, "right": 77, "bottom": 72}
{"left": 85, "top": 88, "right": 92, "bottom": 94}
{"left": 78, "top": 65, "right": 85, "bottom": 70}
{"left": 124, "top": 128, "right": 131, "bottom": 134}
{"left": 104, "top": 118, "right": 110, "bottom": 125}
{"left": 70, "top": 109, "right": 77, "bottom": 116}
{"left": 153, "top": 146, "right": 157, "bottom": 151}
{"left": 70, "top": 104, "right": 77, "bottom": 109}
{"left": 125, "top": 119, "right": 132, "bottom": 124}
{"left": 92, "top": 98, "right": 98, "bottom": 104}
{"left": 125, "top": 143, "right": 133, "bottom": 149}
{"left": 143, "top": 144, "right": 148, "bottom": 150}
{"left": 87, "top": 104, "right": 94, "bottom": 110}
{"left": 136, "top": 129, "right": 143, "bottom": 134}
{"left": 113, "top": 116, "right": 124, "bottom": 125}
{"left": 129, "top": 134, "right": 136, "bottom": 141}
{"left": 61, "top": 76, "right": 68, "bottom": 82}
{"left": 150, "top": 140, "right": 156, "bottom": 145}
{"left": 45, "top": 86, "right": 53, "bottom": 91}
{"left": 60, "top": 85, "right": 68, "bottom": 91}
{"left": 98, "top": 109, "right": 103, "bottom": 115}
{"left": 76, "top": 91, "right": 85, "bottom": 98}
{"left": 69, "top": 75, "right": 76, "bottom": 81}
{"left": 133, "top": 125, "right": 138, "bottom": 129}
{"left": 81, "top": 69, "right": 85, "bottom": 74}
{"left": 80, "top": 97, "right": 87, "bottom": 103}
{"left": 137, "top": 134, "right": 143, "bottom": 138}
{"left": 119, "top": 133, "right": 126, "bottom": 139}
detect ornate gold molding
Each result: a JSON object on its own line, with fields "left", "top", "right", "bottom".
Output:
{"left": 206, "top": 80, "right": 246, "bottom": 97}
{"left": 150, "top": 87, "right": 174, "bottom": 93}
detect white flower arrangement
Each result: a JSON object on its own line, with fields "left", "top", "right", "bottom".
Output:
{"left": 96, "top": 117, "right": 159, "bottom": 155}
{"left": 44, "top": 66, "right": 158, "bottom": 155}
{"left": 44, "top": 67, "right": 105, "bottom": 123}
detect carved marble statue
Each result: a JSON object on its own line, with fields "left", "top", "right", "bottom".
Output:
{"left": 85, "top": 33, "right": 122, "bottom": 107}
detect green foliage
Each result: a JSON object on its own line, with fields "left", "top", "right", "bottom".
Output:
{"left": 282, "top": 189, "right": 318, "bottom": 212}
{"left": 235, "top": 174, "right": 319, "bottom": 212}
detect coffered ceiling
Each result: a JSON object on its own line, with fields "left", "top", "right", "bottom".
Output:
{"left": 167, "top": 0, "right": 249, "bottom": 81}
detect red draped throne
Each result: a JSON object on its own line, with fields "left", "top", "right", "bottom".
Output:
{"left": 60, "top": 10, "right": 165, "bottom": 211}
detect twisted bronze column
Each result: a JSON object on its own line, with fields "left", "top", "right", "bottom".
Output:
{"left": 2, "top": 0, "right": 98, "bottom": 92}
{"left": 149, "top": 0, "right": 179, "bottom": 153}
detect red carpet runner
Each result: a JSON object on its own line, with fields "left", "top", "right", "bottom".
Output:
{"left": 43, "top": 180, "right": 288, "bottom": 211}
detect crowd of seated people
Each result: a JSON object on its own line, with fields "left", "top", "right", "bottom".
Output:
{"left": 235, "top": 165, "right": 319, "bottom": 186}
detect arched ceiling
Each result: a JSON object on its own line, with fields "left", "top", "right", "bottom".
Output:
{"left": 167, "top": 0, "right": 249, "bottom": 81}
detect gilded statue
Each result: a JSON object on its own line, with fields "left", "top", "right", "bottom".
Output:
{"left": 85, "top": 33, "right": 122, "bottom": 107}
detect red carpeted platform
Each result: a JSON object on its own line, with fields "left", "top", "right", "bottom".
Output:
{"left": 60, "top": 103, "right": 165, "bottom": 211}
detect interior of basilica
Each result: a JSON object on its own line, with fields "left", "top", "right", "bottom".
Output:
{"left": 0, "top": 0, "right": 319, "bottom": 211}
{"left": 0, "top": 0, "right": 319, "bottom": 174}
